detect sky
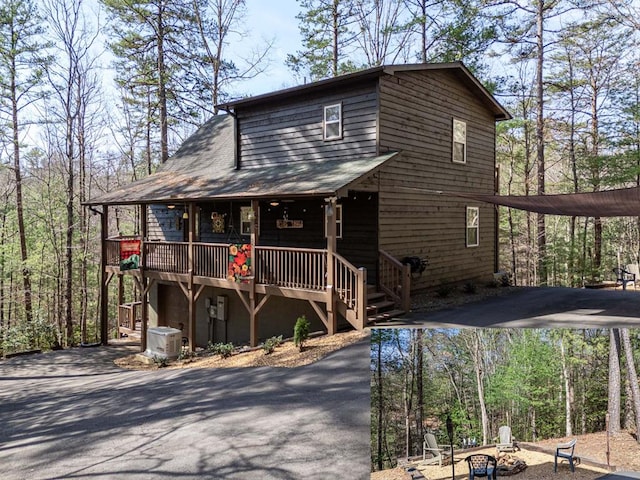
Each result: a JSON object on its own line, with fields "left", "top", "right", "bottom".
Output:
{"left": 230, "top": 0, "right": 304, "bottom": 97}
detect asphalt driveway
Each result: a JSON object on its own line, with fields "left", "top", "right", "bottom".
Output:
{"left": 0, "top": 339, "right": 370, "bottom": 480}
{"left": 396, "top": 286, "right": 640, "bottom": 328}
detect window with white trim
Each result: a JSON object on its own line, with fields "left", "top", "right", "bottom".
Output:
{"left": 324, "top": 204, "right": 343, "bottom": 239}
{"left": 466, "top": 206, "right": 479, "bottom": 247}
{"left": 453, "top": 118, "right": 467, "bottom": 164}
{"left": 324, "top": 103, "right": 342, "bottom": 140}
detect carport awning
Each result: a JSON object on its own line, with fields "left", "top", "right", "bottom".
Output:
{"left": 437, "top": 186, "right": 640, "bottom": 217}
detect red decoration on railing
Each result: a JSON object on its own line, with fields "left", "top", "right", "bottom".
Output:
{"left": 120, "top": 239, "right": 141, "bottom": 271}
{"left": 228, "top": 244, "right": 252, "bottom": 283}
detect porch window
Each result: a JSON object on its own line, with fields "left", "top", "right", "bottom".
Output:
{"left": 466, "top": 206, "right": 479, "bottom": 247}
{"left": 325, "top": 204, "right": 343, "bottom": 239}
{"left": 240, "top": 206, "right": 253, "bottom": 235}
{"left": 453, "top": 118, "right": 466, "bottom": 164}
{"left": 324, "top": 103, "right": 342, "bottom": 140}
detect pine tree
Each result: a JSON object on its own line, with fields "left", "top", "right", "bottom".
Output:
{"left": 0, "top": 0, "right": 52, "bottom": 324}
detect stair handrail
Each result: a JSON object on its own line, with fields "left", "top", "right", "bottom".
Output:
{"left": 333, "top": 252, "right": 367, "bottom": 329}
{"left": 378, "top": 249, "right": 411, "bottom": 312}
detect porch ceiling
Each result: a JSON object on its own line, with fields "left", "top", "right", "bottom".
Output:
{"left": 88, "top": 114, "right": 398, "bottom": 207}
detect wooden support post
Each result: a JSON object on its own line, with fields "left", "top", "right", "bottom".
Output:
{"left": 325, "top": 197, "right": 337, "bottom": 335}
{"left": 357, "top": 267, "right": 367, "bottom": 330}
{"left": 326, "top": 285, "right": 336, "bottom": 335}
{"left": 100, "top": 205, "right": 109, "bottom": 346}
{"left": 249, "top": 200, "right": 259, "bottom": 347}
{"left": 402, "top": 263, "right": 411, "bottom": 313}
{"left": 140, "top": 203, "right": 148, "bottom": 353}
{"left": 188, "top": 202, "right": 196, "bottom": 351}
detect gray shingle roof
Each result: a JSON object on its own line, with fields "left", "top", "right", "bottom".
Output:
{"left": 88, "top": 114, "right": 398, "bottom": 205}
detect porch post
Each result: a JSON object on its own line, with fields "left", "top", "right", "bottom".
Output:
{"left": 140, "top": 203, "right": 148, "bottom": 352}
{"left": 188, "top": 202, "right": 196, "bottom": 351}
{"left": 100, "top": 205, "right": 109, "bottom": 346}
{"left": 249, "top": 199, "right": 259, "bottom": 347}
{"left": 325, "top": 197, "right": 337, "bottom": 335}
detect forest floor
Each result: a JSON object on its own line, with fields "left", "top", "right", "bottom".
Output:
{"left": 371, "top": 431, "right": 640, "bottom": 480}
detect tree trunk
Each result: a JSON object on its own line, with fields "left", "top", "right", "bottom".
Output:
{"left": 620, "top": 328, "right": 640, "bottom": 443}
{"left": 608, "top": 329, "right": 622, "bottom": 435}
{"left": 535, "top": 0, "right": 546, "bottom": 286}
{"left": 11, "top": 59, "right": 33, "bottom": 324}
{"left": 560, "top": 335, "right": 573, "bottom": 436}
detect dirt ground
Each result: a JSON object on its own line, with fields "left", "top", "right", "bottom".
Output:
{"left": 113, "top": 329, "right": 369, "bottom": 370}
{"left": 372, "top": 431, "right": 640, "bottom": 480}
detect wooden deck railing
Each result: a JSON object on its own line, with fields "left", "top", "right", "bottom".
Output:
{"left": 105, "top": 239, "right": 121, "bottom": 267}
{"left": 379, "top": 249, "right": 411, "bottom": 312}
{"left": 254, "top": 246, "right": 327, "bottom": 290}
{"left": 194, "top": 243, "right": 229, "bottom": 279}
{"left": 145, "top": 241, "right": 189, "bottom": 274}
{"left": 334, "top": 252, "right": 367, "bottom": 326}
{"left": 107, "top": 238, "right": 368, "bottom": 326}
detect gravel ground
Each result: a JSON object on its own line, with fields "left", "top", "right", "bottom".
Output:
{"left": 371, "top": 445, "right": 611, "bottom": 480}
{"left": 114, "top": 329, "right": 370, "bottom": 370}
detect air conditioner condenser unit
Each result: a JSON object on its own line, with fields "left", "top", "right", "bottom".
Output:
{"left": 145, "top": 326, "right": 182, "bottom": 359}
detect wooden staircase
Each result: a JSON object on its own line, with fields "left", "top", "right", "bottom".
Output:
{"left": 367, "top": 286, "right": 406, "bottom": 324}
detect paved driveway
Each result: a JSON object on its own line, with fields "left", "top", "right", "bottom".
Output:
{"left": 389, "top": 286, "right": 640, "bottom": 328}
{"left": 0, "top": 339, "right": 370, "bottom": 480}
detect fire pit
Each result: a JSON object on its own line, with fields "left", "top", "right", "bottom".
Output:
{"left": 496, "top": 453, "right": 528, "bottom": 476}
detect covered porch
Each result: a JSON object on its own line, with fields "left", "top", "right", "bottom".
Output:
{"left": 99, "top": 196, "right": 411, "bottom": 351}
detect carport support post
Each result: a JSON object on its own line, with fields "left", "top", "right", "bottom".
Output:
{"left": 100, "top": 205, "right": 109, "bottom": 346}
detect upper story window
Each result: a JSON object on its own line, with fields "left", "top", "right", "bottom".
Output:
{"left": 453, "top": 118, "right": 467, "bottom": 164}
{"left": 324, "top": 103, "right": 342, "bottom": 140}
{"left": 466, "top": 206, "right": 479, "bottom": 247}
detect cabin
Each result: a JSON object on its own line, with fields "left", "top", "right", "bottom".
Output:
{"left": 88, "top": 62, "right": 511, "bottom": 351}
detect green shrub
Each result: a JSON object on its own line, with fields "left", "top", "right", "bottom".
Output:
{"left": 207, "top": 342, "right": 235, "bottom": 358}
{"left": 153, "top": 355, "right": 168, "bottom": 368}
{"left": 262, "top": 335, "right": 283, "bottom": 355}
{"left": 294, "top": 315, "right": 310, "bottom": 352}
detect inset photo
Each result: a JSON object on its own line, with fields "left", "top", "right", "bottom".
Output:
{"left": 371, "top": 328, "right": 640, "bottom": 480}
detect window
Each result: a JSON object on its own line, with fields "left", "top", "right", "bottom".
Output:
{"left": 324, "top": 103, "right": 342, "bottom": 140}
{"left": 325, "top": 204, "right": 343, "bottom": 239}
{"left": 453, "top": 118, "right": 467, "bottom": 164}
{"left": 466, "top": 206, "right": 479, "bottom": 247}
{"left": 240, "top": 206, "right": 253, "bottom": 235}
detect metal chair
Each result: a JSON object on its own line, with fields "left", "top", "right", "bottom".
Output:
{"left": 554, "top": 439, "right": 577, "bottom": 472}
{"left": 465, "top": 454, "right": 497, "bottom": 480}
{"left": 614, "top": 267, "right": 636, "bottom": 290}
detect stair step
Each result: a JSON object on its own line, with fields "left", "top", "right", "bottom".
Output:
{"left": 368, "top": 309, "right": 406, "bottom": 323}
{"left": 367, "top": 300, "right": 396, "bottom": 314}
{"left": 367, "top": 291, "right": 386, "bottom": 302}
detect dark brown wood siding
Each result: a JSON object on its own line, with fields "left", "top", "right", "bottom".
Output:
{"left": 337, "top": 192, "right": 378, "bottom": 284}
{"left": 378, "top": 70, "right": 498, "bottom": 289}
{"left": 236, "top": 82, "right": 379, "bottom": 168}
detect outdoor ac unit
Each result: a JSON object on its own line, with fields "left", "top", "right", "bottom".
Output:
{"left": 145, "top": 327, "right": 182, "bottom": 359}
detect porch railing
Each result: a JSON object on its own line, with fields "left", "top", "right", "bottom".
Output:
{"left": 194, "top": 243, "right": 229, "bottom": 279}
{"left": 105, "top": 239, "right": 121, "bottom": 267}
{"left": 254, "top": 246, "right": 327, "bottom": 290}
{"left": 379, "top": 249, "right": 411, "bottom": 312}
{"left": 334, "top": 252, "right": 367, "bottom": 326}
{"left": 145, "top": 241, "right": 189, "bottom": 274}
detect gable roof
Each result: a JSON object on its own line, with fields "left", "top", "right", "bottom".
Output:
{"left": 88, "top": 114, "right": 399, "bottom": 206}
{"left": 219, "top": 62, "right": 511, "bottom": 121}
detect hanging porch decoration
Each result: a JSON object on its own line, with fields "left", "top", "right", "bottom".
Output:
{"left": 228, "top": 243, "right": 252, "bottom": 283}
{"left": 119, "top": 239, "right": 141, "bottom": 271}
